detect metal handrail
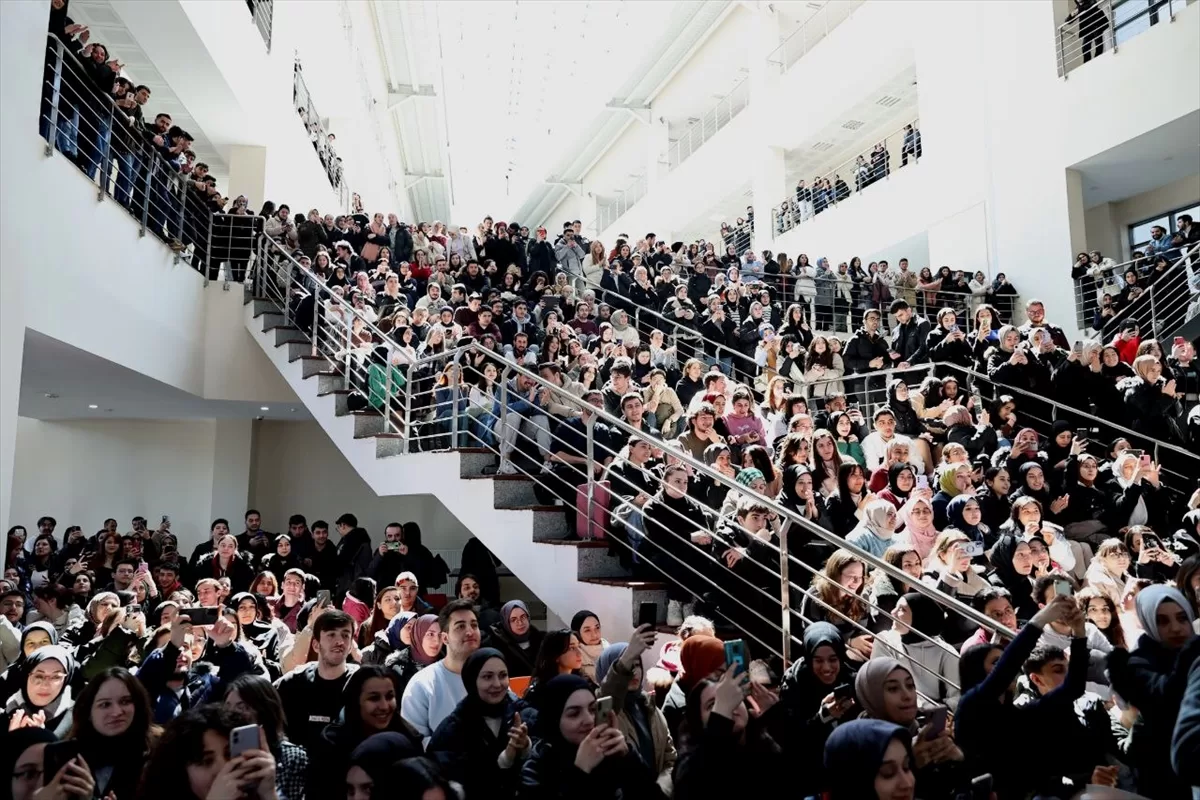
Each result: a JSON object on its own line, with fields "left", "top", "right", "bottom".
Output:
{"left": 664, "top": 78, "right": 750, "bottom": 173}
{"left": 1056, "top": 0, "right": 1194, "bottom": 78}
{"left": 1081, "top": 244, "right": 1199, "bottom": 341}
{"left": 772, "top": 117, "right": 921, "bottom": 239}
{"left": 765, "top": 0, "right": 865, "bottom": 73}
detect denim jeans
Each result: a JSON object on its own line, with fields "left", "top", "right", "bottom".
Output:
{"left": 704, "top": 354, "right": 734, "bottom": 376}
{"left": 40, "top": 108, "right": 79, "bottom": 157}
{"left": 115, "top": 152, "right": 137, "bottom": 207}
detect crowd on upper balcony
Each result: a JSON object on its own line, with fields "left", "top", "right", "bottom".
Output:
{"left": 293, "top": 59, "right": 344, "bottom": 194}
{"left": 1074, "top": 214, "right": 1200, "bottom": 338}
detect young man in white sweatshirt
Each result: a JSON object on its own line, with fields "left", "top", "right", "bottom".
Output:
{"left": 400, "top": 598, "right": 481, "bottom": 743}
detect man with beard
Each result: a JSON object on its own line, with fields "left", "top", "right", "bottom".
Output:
{"left": 137, "top": 612, "right": 253, "bottom": 723}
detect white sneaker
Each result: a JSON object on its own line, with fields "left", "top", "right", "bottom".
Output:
{"left": 496, "top": 459, "right": 519, "bottom": 475}
{"left": 666, "top": 599, "right": 683, "bottom": 627}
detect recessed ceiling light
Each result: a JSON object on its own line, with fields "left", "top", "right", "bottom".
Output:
{"left": 44, "top": 392, "right": 59, "bottom": 399}
{"left": 260, "top": 407, "right": 270, "bottom": 411}
{"left": 88, "top": 404, "right": 98, "bottom": 409}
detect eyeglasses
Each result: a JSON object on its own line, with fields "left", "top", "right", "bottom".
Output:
{"left": 29, "top": 672, "right": 67, "bottom": 687}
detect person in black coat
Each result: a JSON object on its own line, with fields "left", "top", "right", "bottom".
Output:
{"left": 822, "top": 462, "right": 869, "bottom": 537}
{"left": 924, "top": 308, "right": 974, "bottom": 376}
{"left": 1120, "top": 355, "right": 1187, "bottom": 444}
{"left": 1108, "top": 585, "right": 1200, "bottom": 800}
{"left": 428, "top": 647, "right": 530, "bottom": 799}
{"left": 193, "top": 535, "right": 255, "bottom": 595}
{"left": 985, "top": 535, "right": 1040, "bottom": 622}
{"left": 526, "top": 229, "right": 557, "bottom": 277}
{"left": 487, "top": 601, "right": 545, "bottom": 678}
{"left": 842, "top": 309, "right": 890, "bottom": 408}
{"left": 517, "top": 674, "right": 660, "bottom": 800}
{"left": 887, "top": 299, "right": 930, "bottom": 368}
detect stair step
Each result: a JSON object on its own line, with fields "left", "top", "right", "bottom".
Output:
{"left": 275, "top": 328, "right": 309, "bottom": 347}
{"left": 316, "top": 372, "right": 347, "bottom": 393}
{"left": 537, "top": 539, "right": 609, "bottom": 548}
{"left": 349, "top": 410, "right": 386, "bottom": 438}
{"left": 579, "top": 577, "right": 670, "bottom": 590}
{"left": 463, "top": 475, "right": 540, "bottom": 507}
{"left": 260, "top": 311, "right": 285, "bottom": 330}
{"left": 459, "top": 448, "right": 498, "bottom": 478}
{"left": 299, "top": 355, "right": 335, "bottom": 378}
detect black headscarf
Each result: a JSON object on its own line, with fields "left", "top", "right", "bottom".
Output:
{"left": 348, "top": 732, "right": 423, "bottom": 791}
{"left": 777, "top": 464, "right": 808, "bottom": 512}
{"left": 988, "top": 534, "right": 1036, "bottom": 613}
{"left": 531, "top": 674, "right": 592, "bottom": 748}
{"left": 886, "top": 463, "right": 915, "bottom": 501}
{"left": 823, "top": 719, "right": 914, "bottom": 800}
{"left": 900, "top": 592, "right": 945, "bottom": 645}
{"left": 0, "top": 727, "right": 57, "bottom": 791}
{"left": 782, "top": 622, "right": 848, "bottom": 718}
{"left": 461, "top": 647, "right": 509, "bottom": 718}
{"left": 229, "top": 592, "right": 273, "bottom": 641}
{"left": 1045, "top": 420, "right": 1074, "bottom": 467}
{"left": 959, "top": 642, "right": 1003, "bottom": 696}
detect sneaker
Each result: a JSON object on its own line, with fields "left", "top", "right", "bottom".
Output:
{"left": 666, "top": 599, "right": 684, "bottom": 627}
{"left": 496, "top": 459, "right": 519, "bottom": 475}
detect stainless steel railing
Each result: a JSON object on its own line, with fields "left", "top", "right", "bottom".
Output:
{"left": 248, "top": 0, "right": 274, "bottom": 51}
{"left": 765, "top": 0, "right": 865, "bottom": 74}
{"left": 40, "top": 34, "right": 195, "bottom": 257}
{"left": 1079, "top": 244, "right": 1199, "bottom": 342}
{"left": 664, "top": 78, "right": 750, "bottom": 173}
{"left": 1057, "top": 0, "right": 1196, "bottom": 78}
{"left": 771, "top": 118, "right": 922, "bottom": 239}
{"left": 293, "top": 59, "right": 349, "bottom": 207}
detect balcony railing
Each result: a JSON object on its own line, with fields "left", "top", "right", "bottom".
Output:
{"left": 765, "top": 0, "right": 865, "bottom": 73}
{"left": 1077, "top": 244, "right": 1200, "bottom": 341}
{"left": 594, "top": 173, "right": 649, "bottom": 234}
{"left": 293, "top": 59, "right": 350, "bottom": 209}
{"left": 247, "top": 0, "right": 274, "bottom": 51}
{"left": 771, "top": 118, "right": 921, "bottom": 237}
{"left": 1056, "top": 0, "right": 1195, "bottom": 77}
{"left": 664, "top": 77, "right": 750, "bottom": 173}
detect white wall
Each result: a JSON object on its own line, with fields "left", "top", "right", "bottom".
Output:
{"left": 8, "top": 417, "right": 254, "bottom": 553}
{"left": 1084, "top": 174, "right": 1200, "bottom": 261}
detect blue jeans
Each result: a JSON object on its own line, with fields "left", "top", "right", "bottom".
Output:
{"left": 115, "top": 152, "right": 137, "bottom": 207}
{"left": 41, "top": 108, "right": 79, "bottom": 157}
{"left": 705, "top": 354, "right": 734, "bottom": 376}
{"left": 88, "top": 114, "right": 112, "bottom": 181}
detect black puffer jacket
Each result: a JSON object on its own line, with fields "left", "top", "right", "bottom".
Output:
{"left": 1120, "top": 377, "right": 1186, "bottom": 443}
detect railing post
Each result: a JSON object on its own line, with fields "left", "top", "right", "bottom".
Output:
{"left": 204, "top": 208, "right": 214, "bottom": 285}
{"left": 1149, "top": 283, "right": 1158, "bottom": 335}
{"left": 584, "top": 415, "right": 596, "bottom": 540}
{"left": 450, "top": 367, "right": 461, "bottom": 447}
{"left": 400, "top": 363, "right": 414, "bottom": 454}
{"left": 139, "top": 158, "right": 153, "bottom": 237}
{"left": 173, "top": 175, "right": 187, "bottom": 262}
{"left": 45, "top": 38, "right": 64, "bottom": 157}
{"left": 385, "top": 354, "right": 394, "bottom": 434}
{"left": 498, "top": 366, "right": 513, "bottom": 465}
{"left": 1057, "top": 27, "right": 1066, "bottom": 77}
{"left": 310, "top": 291, "right": 322, "bottom": 357}
{"left": 97, "top": 103, "right": 115, "bottom": 201}
{"left": 779, "top": 520, "right": 792, "bottom": 666}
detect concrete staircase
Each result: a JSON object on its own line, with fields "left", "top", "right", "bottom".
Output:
{"left": 244, "top": 295, "right": 666, "bottom": 640}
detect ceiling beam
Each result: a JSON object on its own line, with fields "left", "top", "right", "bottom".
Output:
{"left": 387, "top": 83, "right": 437, "bottom": 109}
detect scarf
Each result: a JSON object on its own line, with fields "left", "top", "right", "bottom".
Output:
{"left": 736, "top": 468, "right": 764, "bottom": 487}
{"left": 461, "top": 647, "right": 509, "bottom": 718}
{"left": 900, "top": 592, "right": 945, "bottom": 645}
{"left": 386, "top": 611, "right": 417, "bottom": 651}
{"left": 824, "top": 720, "right": 914, "bottom": 800}
{"left": 501, "top": 600, "right": 531, "bottom": 643}
{"left": 408, "top": 614, "right": 441, "bottom": 665}
{"left": 678, "top": 634, "right": 725, "bottom": 691}
{"left": 896, "top": 496, "right": 939, "bottom": 561}
{"left": 1136, "top": 585, "right": 1194, "bottom": 642}
{"left": 946, "top": 495, "right": 986, "bottom": 547}
{"left": 853, "top": 657, "right": 910, "bottom": 718}
{"left": 860, "top": 499, "right": 897, "bottom": 539}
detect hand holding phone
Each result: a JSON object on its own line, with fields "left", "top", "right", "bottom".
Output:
{"left": 724, "top": 639, "right": 747, "bottom": 676}
{"left": 594, "top": 695, "right": 615, "bottom": 728}
{"left": 922, "top": 706, "right": 948, "bottom": 740}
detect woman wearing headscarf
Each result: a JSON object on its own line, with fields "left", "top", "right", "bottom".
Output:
{"left": 870, "top": 593, "right": 961, "bottom": 711}
{"left": 854, "top": 658, "right": 965, "bottom": 796}
{"left": 0, "top": 621, "right": 58, "bottom": 702}
{"left": 661, "top": 634, "right": 726, "bottom": 739}
{"left": 344, "top": 731, "right": 425, "bottom": 800}
{"left": 594, "top": 631, "right": 676, "bottom": 797}
{"left": 517, "top": 674, "right": 659, "bottom": 800}
{"left": 975, "top": 466, "right": 1012, "bottom": 532}
{"left": 894, "top": 495, "right": 939, "bottom": 562}
{"left": 487, "top": 600, "right": 545, "bottom": 678}
{"left": 923, "top": 531, "right": 990, "bottom": 646}
{"left": 776, "top": 622, "right": 856, "bottom": 791}
{"left": 986, "top": 535, "right": 1040, "bottom": 622}
{"left": 1122, "top": 353, "right": 1187, "bottom": 443}
{"left": 570, "top": 610, "right": 609, "bottom": 684}
{"left": 823, "top": 719, "right": 917, "bottom": 800}
{"left": 1109, "top": 451, "right": 1168, "bottom": 533}
{"left": 2, "top": 644, "right": 76, "bottom": 737}
{"left": 930, "top": 463, "right": 972, "bottom": 530}
{"left": 944, "top": 494, "right": 993, "bottom": 561}
{"left": 776, "top": 465, "right": 834, "bottom": 566}
{"left": 1002, "top": 427, "right": 1046, "bottom": 480}
{"left": 673, "top": 663, "right": 785, "bottom": 800}
{"left": 428, "top": 647, "right": 530, "bottom": 799}
{"left": 875, "top": 462, "right": 916, "bottom": 511}
{"left": 847, "top": 499, "right": 900, "bottom": 559}
{"left": 1107, "top": 585, "right": 1200, "bottom": 799}
{"left": 384, "top": 613, "right": 442, "bottom": 695}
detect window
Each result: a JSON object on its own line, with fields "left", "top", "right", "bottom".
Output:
{"left": 1127, "top": 202, "right": 1200, "bottom": 253}
{"left": 1112, "top": 0, "right": 1190, "bottom": 46}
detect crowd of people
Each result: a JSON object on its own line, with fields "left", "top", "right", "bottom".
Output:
{"left": 293, "top": 59, "right": 344, "bottom": 194}
{"left": 23, "top": 0, "right": 1200, "bottom": 794}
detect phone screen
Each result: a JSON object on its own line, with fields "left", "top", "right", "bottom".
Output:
{"left": 637, "top": 602, "right": 658, "bottom": 629}
{"left": 724, "top": 639, "right": 747, "bottom": 676}
{"left": 915, "top": 475, "right": 929, "bottom": 491}
{"left": 316, "top": 590, "right": 331, "bottom": 607}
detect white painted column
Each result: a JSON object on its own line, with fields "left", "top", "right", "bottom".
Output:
{"left": 0, "top": 1, "right": 44, "bottom": 528}
{"left": 209, "top": 418, "right": 256, "bottom": 526}
{"left": 227, "top": 145, "right": 269, "bottom": 211}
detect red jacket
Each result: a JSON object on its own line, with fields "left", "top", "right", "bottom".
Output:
{"left": 1110, "top": 334, "right": 1141, "bottom": 364}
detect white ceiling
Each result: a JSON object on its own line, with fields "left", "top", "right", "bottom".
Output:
{"left": 1074, "top": 110, "right": 1200, "bottom": 208}
{"left": 19, "top": 330, "right": 309, "bottom": 422}
{"left": 64, "top": 0, "right": 227, "bottom": 183}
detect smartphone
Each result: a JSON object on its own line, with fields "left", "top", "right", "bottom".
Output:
{"left": 950, "top": 324, "right": 960, "bottom": 333}
{"left": 637, "top": 602, "right": 658, "bottom": 629}
{"left": 724, "top": 638, "right": 747, "bottom": 676}
{"left": 385, "top": 541, "right": 401, "bottom": 552}
{"left": 1127, "top": 449, "right": 1144, "bottom": 460}
{"left": 832, "top": 682, "right": 855, "bottom": 701}
{"left": 915, "top": 475, "right": 929, "bottom": 491}
{"left": 161, "top": 514, "right": 170, "bottom": 525}
{"left": 923, "top": 706, "right": 948, "bottom": 740}
{"left": 316, "top": 589, "right": 332, "bottom": 607}
{"left": 1140, "top": 454, "right": 1152, "bottom": 468}
{"left": 229, "top": 724, "right": 259, "bottom": 758}
{"left": 178, "top": 606, "right": 219, "bottom": 626}
{"left": 964, "top": 540, "right": 984, "bottom": 558}
{"left": 136, "top": 561, "right": 149, "bottom": 574}
{"left": 1175, "top": 336, "right": 1186, "bottom": 348}
{"left": 1143, "top": 535, "right": 1162, "bottom": 550}
{"left": 1072, "top": 340, "right": 1083, "bottom": 355}
{"left": 971, "top": 773, "right": 993, "bottom": 800}
{"left": 1053, "top": 579, "right": 1074, "bottom": 598}
{"left": 43, "top": 740, "right": 81, "bottom": 784}
{"left": 594, "top": 695, "right": 614, "bottom": 727}
{"left": 126, "top": 604, "right": 142, "bottom": 615}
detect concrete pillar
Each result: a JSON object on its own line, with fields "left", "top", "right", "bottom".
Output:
{"left": 209, "top": 418, "right": 256, "bottom": 525}
{"left": 227, "top": 145, "right": 269, "bottom": 211}
{"left": 0, "top": 1, "right": 43, "bottom": 528}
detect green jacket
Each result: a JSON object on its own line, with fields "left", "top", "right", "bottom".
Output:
{"left": 368, "top": 363, "right": 407, "bottom": 410}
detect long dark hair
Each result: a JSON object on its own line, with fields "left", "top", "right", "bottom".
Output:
{"left": 530, "top": 629, "right": 582, "bottom": 691}
{"left": 138, "top": 705, "right": 250, "bottom": 800}
{"left": 222, "top": 673, "right": 288, "bottom": 751}
{"left": 341, "top": 665, "right": 421, "bottom": 742}
{"left": 70, "top": 667, "right": 156, "bottom": 752}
